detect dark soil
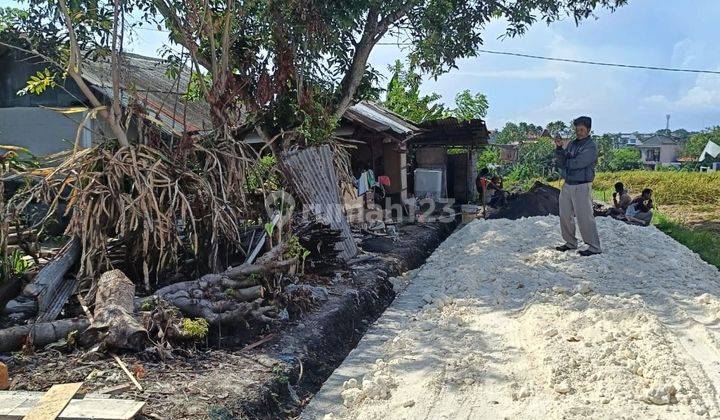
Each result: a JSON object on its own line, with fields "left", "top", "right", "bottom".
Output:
{"left": 4, "top": 220, "right": 457, "bottom": 419}
{"left": 488, "top": 181, "right": 560, "bottom": 220}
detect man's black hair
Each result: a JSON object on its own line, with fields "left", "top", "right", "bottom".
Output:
{"left": 642, "top": 188, "right": 653, "bottom": 196}
{"left": 573, "top": 116, "right": 592, "bottom": 130}
{"left": 614, "top": 182, "right": 624, "bottom": 192}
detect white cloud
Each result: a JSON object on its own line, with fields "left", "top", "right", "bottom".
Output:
{"left": 642, "top": 69, "right": 720, "bottom": 111}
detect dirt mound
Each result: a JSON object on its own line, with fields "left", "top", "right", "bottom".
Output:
{"left": 489, "top": 181, "right": 560, "bottom": 220}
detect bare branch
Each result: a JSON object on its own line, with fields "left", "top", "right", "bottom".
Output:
{"left": 57, "top": 0, "right": 130, "bottom": 147}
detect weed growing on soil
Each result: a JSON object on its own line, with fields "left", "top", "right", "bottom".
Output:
{"left": 181, "top": 318, "right": 210, "bottom": 340}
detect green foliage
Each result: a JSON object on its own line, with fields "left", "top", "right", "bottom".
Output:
{"left": 285, "top": 235, "right": 310, "bottom": 263}
{"left": 246, "top": 155, "right": 279, "bottom": 191}
{"left": 264, "top": 221, "right": 276, "bottom": 237}
{"left": 272, "top": 364, "right": 289, "bottom": 384}
{"left": 546, "top": 120, "right": 570, "bottom": 137}
{"left": 593, "top": 171, "right": 720, "bottom": 205}
{"left": 515, "top": 137, "right": 558, "bottom": 180}
{"left": 682, "top": 126, "right": 720, "bottom": 161}
{"left": 454, "top": 90, "right": 488, "bottom": 121}
{"left": 518, "top": 122, "right": 543, "bottom": 136}
{"left": 139, "top": 299, "right": 156, "bottom": 311}
{"left": 182, "top": 72, "right": 212, "bottom": 102}
{"left": 476, "top": 147, "right": 501, "bottom": 171}
{"left": 296, "top": 101, "right": 339, "bottom": 145}
{"left": 495, "top": 122, "right": 527, "bottom": 145}
{"left": 18, "top": 68, "right": 58, "bottom": 96}
{"left": 180, "top": 317, "right": 209, "bottom": 340}
{"left": 0, "top": 250, "right": 34, "bottom": 285}
{"left": 6, "top": 0, "right": 628, "bottom": 146}
{"left": 598, "top": 148, "right": 642, "bottom": 172}
{"left": 384, "top": 60, "right": 447, "bottom": 123}
{"left": 654, "top": 213, "right": 720, "bottom": 269}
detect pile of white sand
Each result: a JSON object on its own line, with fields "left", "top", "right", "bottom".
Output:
{"left": 302, "top": 216, "right": 720, "bottom": 419}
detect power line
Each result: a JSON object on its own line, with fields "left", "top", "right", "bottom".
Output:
{"left": 123, "top": 33, "right": 720, "bottom": 75}
{"left": 376, "top": 43, "right": 720, "bottom": 75}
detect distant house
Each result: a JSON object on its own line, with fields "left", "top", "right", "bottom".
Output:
{"left": 496, "top": 143, "right": 519, "bottom": 163}
{"left": 616, "top": 132, "right": 642, "bottom": 147}
{"left": 636, "top": 134, "right": 683, "bottom": 167}
{"left": 0, "top": 48, "right": 211, "bottom": 155}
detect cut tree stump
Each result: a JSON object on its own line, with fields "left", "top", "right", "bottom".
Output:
{"left": 0, "top": 318, "right": 90, "bottom": 352}
{"left": 80, "top": 270, "right": 148, "bottom": 351}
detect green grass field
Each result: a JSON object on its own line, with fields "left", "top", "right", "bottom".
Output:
{"left": 590, "top": 171, "right": 720, "bottom": 269}
{"left": 593, "top": 171, "right": 720, "bottom": 205}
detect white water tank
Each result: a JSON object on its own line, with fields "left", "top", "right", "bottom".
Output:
{"left": 414, "top": 169, "right": 443, "bottom": 199}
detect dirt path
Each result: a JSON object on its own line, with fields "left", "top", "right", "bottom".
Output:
{"left": 301, "top": 216, "right": 720, "bottom": 419}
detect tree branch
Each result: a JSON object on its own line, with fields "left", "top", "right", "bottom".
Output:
{"left": 57, "top": 0, "right": 130, "bottom": 147}
{"left": 331, "top": 7, "right": 381, "bottom": 120}
{"left": 152, "top": 0, "right": 213, "bottom": 70}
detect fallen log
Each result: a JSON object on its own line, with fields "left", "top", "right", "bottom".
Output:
{"left": 23, "top": 239, "right": 80, "bottom": 300}
{"left": 80, "top": 270, "right": 148, "bottom": 351}
{"left": 9, "top": 238, "right": 81, "bottom": 322}
{"left": 0, "top": 318, "right": 90, "bottom": 352}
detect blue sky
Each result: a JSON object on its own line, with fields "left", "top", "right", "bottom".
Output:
{"left": 2, "top": 0, "right": 719, "bottom": 133}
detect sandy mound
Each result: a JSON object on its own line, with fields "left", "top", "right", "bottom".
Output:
{"left": 303, "top": 216, "right": 720, "bottom": 419}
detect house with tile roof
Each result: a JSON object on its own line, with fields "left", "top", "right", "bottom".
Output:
{"left": 636, "top": 134, "right": 684, "bottom": 167}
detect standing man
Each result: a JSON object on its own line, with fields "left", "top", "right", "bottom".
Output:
{"left": 554, "top": 116, "right": 602, "bottom": 256}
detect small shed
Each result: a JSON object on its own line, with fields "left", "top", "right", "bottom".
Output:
{"left": 335, "top": 101, "right": 419, "bottom": 206}
{"left": 408, "top": 118, "right": 489, "bottom": 205}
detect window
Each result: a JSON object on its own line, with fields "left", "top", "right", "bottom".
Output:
{"left": 645, "top": 149, "right": 660, "bottom": 162}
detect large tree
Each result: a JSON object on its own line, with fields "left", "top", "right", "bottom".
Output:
{"left": 454, "top": 89, "right": 489, "bottom": 121}
{"left": 5, "top": 0, "right": 629, "bottom": 145}
{"left": 682, "top": 127, "right": 720, "bottom": 161}
{"left": 146, "top": 0, "right": 628, "bottom": 144}
{"left": 495, "top": 122, "right": 527, "bottom": 144}
{"left": 384, "top": 60, "right": 447, "bottom": 123}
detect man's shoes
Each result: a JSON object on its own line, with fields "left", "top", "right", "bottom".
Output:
{"left": 578, "top": 249, "right": 602, "bottom": 257}
{"left": 555, "top": 245, "right": 576, "bottom": 252}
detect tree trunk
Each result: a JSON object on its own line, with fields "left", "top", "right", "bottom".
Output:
{"left": 80, "top": 270, "right": 148, "bottom": 351}
{"left": 0, "top": 318, "right": 90, "bottom": 352}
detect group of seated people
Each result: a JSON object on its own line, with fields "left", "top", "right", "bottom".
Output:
{"left": 610, "top": 182, "right": 654, "bottom": 226}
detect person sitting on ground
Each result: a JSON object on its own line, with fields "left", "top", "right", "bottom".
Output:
{"left": 609, "top": 182, "right": 632, "bottom": 216}
{"left": 486, "top": 175, "right": 507, "bottom": 207}
{"left": 625, "top": 188, "right": 654, "bottom": 226}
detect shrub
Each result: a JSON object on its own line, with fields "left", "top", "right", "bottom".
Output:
{"left": 181, "top": 317, "right": 210, "bottom": 340}
{"left": 598, "top": 148, "right": 642, "bottom": 172}
{"left": 476, "top": 147, "right": 501, "bottom": 171}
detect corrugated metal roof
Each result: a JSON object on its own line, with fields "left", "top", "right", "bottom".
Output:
{"left": 82, "top": 53, "right": 212, "bottom": 136}
{"left": 344, "top": 101, "right": 419, "bottom": 135}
